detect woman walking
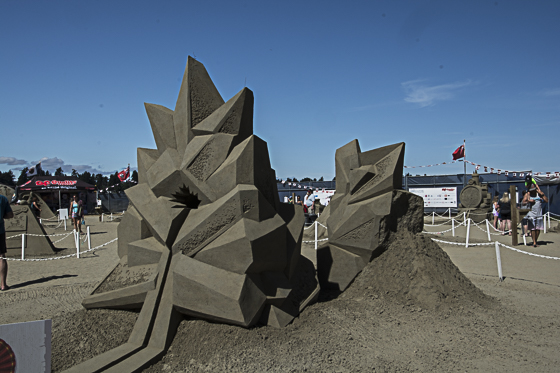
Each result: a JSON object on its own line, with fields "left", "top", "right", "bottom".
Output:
{"left": 69, "top": 195, "right": 81, "bottom": 232}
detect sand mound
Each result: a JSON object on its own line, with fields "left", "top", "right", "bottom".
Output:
{"left": 345, "top": 230, "right": 494, "bottom": 310}
{"left": 51, "top": 309, "right": 138, "bottom": 372}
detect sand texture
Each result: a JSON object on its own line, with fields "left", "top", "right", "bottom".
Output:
{"left": 1, "top": 215, "right": 559, "bottom": 372}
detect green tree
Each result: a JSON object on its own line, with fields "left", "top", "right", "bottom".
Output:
{"left": 71, "top": 169, "right": 79, "bottom": 177}
{"left": 0, "top": 171, "right": 15, "bottom": 186}
{"left": 17, "top": 168, "right": 28, "bottom": 185}
{"left": 300, "top": 177, "right": 312, "bottom": 182}
{"left": 131, "top": 170, "right": 138, "bottom": 183}
{"left": 318, "top": 176, "right": 324, "bottom": 181}
{"left": 55, "top": 167, "right": 64, "bottom": 176}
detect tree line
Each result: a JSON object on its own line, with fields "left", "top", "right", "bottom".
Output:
{"left": 0, "top": 167, "right": 139, "bottom": 192}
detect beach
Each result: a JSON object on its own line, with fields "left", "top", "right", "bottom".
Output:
{"left": 1, "top": 214, "right": 559, "bottom": 372}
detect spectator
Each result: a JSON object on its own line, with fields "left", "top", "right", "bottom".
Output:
{"left": 304, "top": 190, "right": 316, "bottom": 215}
{"left": 498, "top": 192, "right": 512, "bottom": 235}
{"left": 492, "top": 196, "right": 500, "bottom": 229}
{"left": 523, "top": 182, "right": 548, "bottom": 247}
{"left": 70, "top": 195, "right": 81, "bottom": 232}
{"left": 520, "top": 190, "right": 530, "bottom": 236}
{"left": 78, "top": 200, "right": 85, "bottom": 234}
{"left": 1, "top": 193, "right": 14, "bottom": 291}
{"left": 31, "top": 196, "right": 41, "bottom": 218}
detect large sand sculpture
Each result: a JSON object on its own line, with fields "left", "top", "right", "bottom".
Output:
{"left": 69, "top": 57, "right": 318, "bottom": 372}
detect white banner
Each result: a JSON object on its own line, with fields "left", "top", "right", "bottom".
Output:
{"left": 409, "top": 187, "right": 457, "bottom": 208}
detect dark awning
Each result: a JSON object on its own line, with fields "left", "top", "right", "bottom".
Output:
{"left": 18, "top": 176, "right": 96, "bottom": 191}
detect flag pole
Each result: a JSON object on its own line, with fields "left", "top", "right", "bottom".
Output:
{"left": 463, "top": 139, "right": 466, "bottom": 186}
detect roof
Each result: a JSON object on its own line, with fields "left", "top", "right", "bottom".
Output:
{"left": 18, "top": 176, "right": 96, "bottom": 191}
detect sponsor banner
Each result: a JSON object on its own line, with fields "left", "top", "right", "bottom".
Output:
{"left": 409, "top": 187, "right": 457, "bottom": 208}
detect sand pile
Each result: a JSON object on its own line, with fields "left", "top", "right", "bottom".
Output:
{"left": 346, "top": 230, "right": 494, "bottom": 311}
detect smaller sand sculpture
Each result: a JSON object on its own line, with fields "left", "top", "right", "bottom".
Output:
{"left": 313, "top": 140, "right": 424, "bottom": 291}
{"left": 0, "top": 187, "right": 56, "bottom": 255}
{"left": 458, "top": 172, "right": 492, "bottom": 222}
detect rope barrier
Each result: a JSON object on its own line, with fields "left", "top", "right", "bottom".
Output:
{"left": 431, "top": 238, "right": 494, "bottom": 247}
{"left": 422, "top": 219, "right": 467, "bottom": 234}
{"left": 6, "top": 231, "right": 76, "bottom": 240}
{"left": 303, "top": 238, "right": 329, "bottom": 244}
{"left": 431, "top": 238, "right": 560, "bottom": 260}
{"left": 4, "top": 238, "right": 118, "bottom": 262}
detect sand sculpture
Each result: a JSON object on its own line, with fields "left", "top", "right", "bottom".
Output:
{"left": 458, "top": 172, "right": 492, "bottom": 222}
{"left": 312, "top": 140, "right": 424, "bottom": 291}
{"left": 0, "top": 186, "right": 56, "bottom": 256}
{"left": 70, "top": 57, "right": 318, "bottom": 372}
{"left": 67, "top": 56, "right": 425, "bottom": 373}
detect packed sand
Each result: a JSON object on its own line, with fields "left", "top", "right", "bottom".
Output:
{"left": 1, "top": 214, "right": 560, "bottom": 372}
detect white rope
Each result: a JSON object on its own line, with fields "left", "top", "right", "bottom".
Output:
{"left": 42, "top": 215, "right": 60, "bottom": 221}
{"left": 42, "top": 220, "right": 64, "bottom": 229}
{"left": 423, "top": 209, "right": 455, "bottom": 218}
{"left": 6, "top": 231, "right": 76, "bottom": 240}
{"left": 431, "top": 238, "right": 495, "bottom": 247}
{"left": 422, "top": 219, "right": 466, "bottom": 234}
{"left": 4, "top": 238, "right": 118, "bottom": 261}
{"left": 431, "top": 238, "right": 560, "bottom": 260}
{"left": 303, "top": 238, "right": 329, "bottom": 244}
{"left": 51, "top": 232, "right": 74, "bottom": 244}
{"left": 471, "top": 220, "right": 509, "bottom": 236}
{"left": 424, "top": 220, "right": 454, "bottom": 227}
{"left": 316, "top": 221, "right": 328, "bottom": 230}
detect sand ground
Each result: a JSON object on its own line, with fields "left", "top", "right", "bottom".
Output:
{"left": 1, "top": 213, "right": 559, "bottom": 372}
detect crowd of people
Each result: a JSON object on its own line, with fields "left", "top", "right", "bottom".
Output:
{"left": 492, "top": 176, "right": 548, "bottom": 247}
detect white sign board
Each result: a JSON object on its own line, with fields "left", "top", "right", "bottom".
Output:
{"left": 409, "top": 187, "right": 457, "bottom": 208}
{"left": 0, "top": 319, "right": 51, "bottom": 373}
{"left": 59, "top": 208, "right": 68, "bottom": 220}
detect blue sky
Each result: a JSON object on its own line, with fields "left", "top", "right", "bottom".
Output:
{"left": 1, "top": 0, "right": 559, "bottom": 181}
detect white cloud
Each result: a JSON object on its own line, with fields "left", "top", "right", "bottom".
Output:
{"left": 0, "top": 156, "right": 27, "bottom": 165}
{"left": 402, "top": 79, "right": 474, "bottom": 107}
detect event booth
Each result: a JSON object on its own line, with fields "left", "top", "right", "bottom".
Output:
{"left": 18, "top": 176, "right": 97, "bottom": 214}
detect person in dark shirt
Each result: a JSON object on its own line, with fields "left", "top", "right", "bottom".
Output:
{"left": 1, "top": 194, "right": 14, "bottom": 291}
{"left": 498, "top": 192, "right": 512, "bottom": 235}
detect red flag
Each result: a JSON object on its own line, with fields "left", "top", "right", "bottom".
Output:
{"left": 452, "top": 145, "right": 465, "bottom": 160}
{"left": 117, "top": 166, "right": 130, "bottom": 182}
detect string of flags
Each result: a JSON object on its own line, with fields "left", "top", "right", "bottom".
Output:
{"left": 405, "top": 159, "right": 559, "bottom": 179}
{"left": 404, "top": 160, "right": 463, "bottom": 169}
{"left": 278, "top": 180, "right": 330, "bottom": 192}
{"left": 464, "top": 160, "right": 559, "bottom": 178}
